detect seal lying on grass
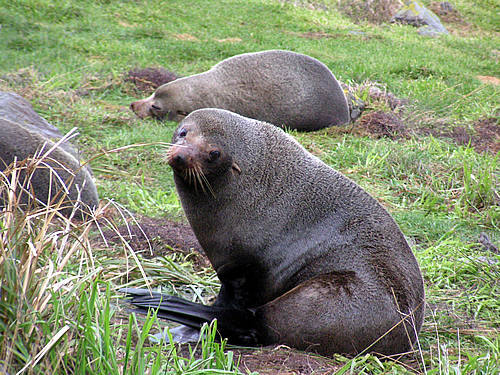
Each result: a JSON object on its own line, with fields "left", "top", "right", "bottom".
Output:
{"left": 122, "top": 109, "right": 424, "bottom": 356}
{"left": 130, "top": 50, "right": 349, "bottom": 131}
{"left": 0, "top": 118, "right": 98, "bottom": 218}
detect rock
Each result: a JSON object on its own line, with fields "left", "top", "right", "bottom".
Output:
{"left": 0, "top": 91, "right": 99, "bottom": 218}
{"left": 417, "top": 25, "right": 446, "bottom": 37}
{"left": 479, "top": 232, "right": 499, "bottom": 254}
{"left": 439, "top": 2, "right": 455, "bottom": 13}
{"left": 392, "top": 1, "right": 449, "bottom": 36}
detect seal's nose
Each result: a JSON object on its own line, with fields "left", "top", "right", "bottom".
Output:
{"left": 172, "top": 154, "right": 186, "bottom": 168}
{"left": 168, "top": 147, "right": 190, "bottom": 171}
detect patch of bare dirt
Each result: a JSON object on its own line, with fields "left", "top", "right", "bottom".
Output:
{"left": 477, "top": 75, "right": 500, "bottom": 86}
{"left": 420, "top": 117, "right": 500, "bottom": 154}
{"left": 293, "top": 31, "right": 341, "bottom": 39}
{"left": 233, "top": 346, "right": 342, "bottom": 375}
{"left": 177, "top": 344, "right": 343, "bottom": 375}
{"left": 429, "top": 2, "right": 468, "bottom": 25}
{"left": 329, "top": 105, "right": 498, "bottom": 155}
{"left": 100, "top": 216, "right": 211, "bottom": 270}
{"left": 215, "top": 37, "right": 242, "bottom": 43}
{"left": 356, "top": 111, "right": 408, "bottom": 139}
{"left": 125, "top": 67, "right": 179, "bottom": 94}
{"left": 173, "top": 33, "right": 199, "bottom": 41}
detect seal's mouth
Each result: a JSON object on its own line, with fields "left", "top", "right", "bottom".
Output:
{"left": 167, "top": 146, "right": 215, "bottom": 196}
{"left": 149, "top": 104, "right": 166, "bottom": 120}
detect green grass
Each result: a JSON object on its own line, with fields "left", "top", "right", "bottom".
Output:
{"left": 0, "top": 0, "right": 499, "bottom": 373}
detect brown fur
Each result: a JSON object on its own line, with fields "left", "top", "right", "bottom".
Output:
{"left": 130, "top": 50, "right": 349, "bottom": 131}
{"left": 163, "top": 109, "right": 425, "bottom": 356}
{"left": 0, "top": 118, "right": 99, "bottom": 217}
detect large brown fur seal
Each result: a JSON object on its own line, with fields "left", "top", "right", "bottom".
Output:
{"left": 130, "top": 50, "right": 350, "bottom": 131}
{"left": 122, "top": 109, "right": 425, "bottom": 356}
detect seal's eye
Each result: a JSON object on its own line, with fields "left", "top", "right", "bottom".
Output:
{"left": 179, "top": 128, "right": 187, "bottom": 137}
{"left": 151, "top": 104, "right": 161, "bottom": 111}
{"left": 208, "top": 150, "right": 220, "bottom": 162}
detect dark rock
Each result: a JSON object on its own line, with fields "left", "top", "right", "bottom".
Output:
{"left": 479, "top": 232, "right": 499, "bottom": 254}
{"left": 439, "top": 2, "right": 454, "bottom": 13}
{"left": 0, "top": 91, "right": 99, "bottom": 218}
{"left": 392, "top": 1, "right": 449, "bottom": 36}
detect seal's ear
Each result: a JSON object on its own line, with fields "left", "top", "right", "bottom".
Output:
{"left": 232, "top": 162, "right": 241, "bottom": 175}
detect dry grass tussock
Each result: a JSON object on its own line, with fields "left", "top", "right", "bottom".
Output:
{"left": 0, "top": 143, "right": 164, "bottom": 373}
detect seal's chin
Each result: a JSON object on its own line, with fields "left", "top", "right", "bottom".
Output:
{"left": 166, "top": 111, "right": 189, "bottom": 122}
{"left": 149, "top": 106, "right": 166, "bottom": 120}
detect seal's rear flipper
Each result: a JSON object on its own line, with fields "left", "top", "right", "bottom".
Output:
{"left": 119, "top": 287, "right": 261, "bottom": 345}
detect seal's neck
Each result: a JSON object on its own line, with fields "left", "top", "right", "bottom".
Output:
{"left": 174, "top": 73, "right": 218, "bottom": 111}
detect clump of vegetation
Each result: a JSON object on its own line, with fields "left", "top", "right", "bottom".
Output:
{"left": 337, "top": 0, "right": 401, "bottom": 24}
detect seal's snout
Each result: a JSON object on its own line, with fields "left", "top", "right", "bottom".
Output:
{"left": 130, "top": 93, "right": 155, "bottom": 119}
{"left": 130, "top": 100, "right": 147, "bottom": 118}
{"left": 168, "top": 146, "right": 192, "bottom": 171}
{"left": 171, "top": 154, "right": 186, "bottom": 168}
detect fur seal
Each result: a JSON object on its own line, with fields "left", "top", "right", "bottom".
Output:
{"left": 0, "top": 118, "right": 99, "bottom": 218}
{"left": 130, "top": 50, "right": 350, "bottom": 131}
{"left": 122, "top": 109, "right": 425, "bottom": 356}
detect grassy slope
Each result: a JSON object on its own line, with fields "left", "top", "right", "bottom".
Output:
{"left": 0, "top": 0, "right": 498, "bottom": 373}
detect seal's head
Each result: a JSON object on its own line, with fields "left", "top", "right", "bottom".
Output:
{"left": 130, "top": 83, "right": 188, "bottom": 122}
{"left": 167, "top": 110, "right": 241, "bottom": 194}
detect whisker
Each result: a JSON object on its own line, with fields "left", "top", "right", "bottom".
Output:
{"left": 194, "top": 164, "right": 207, "bottom": 195}
{"left": 198, "top": 168, "right": 216, "bottom": 198}
{"left": 192, "top": 167, "right": 199, "bottom": 195}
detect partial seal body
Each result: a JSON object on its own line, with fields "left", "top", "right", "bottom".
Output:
{"left": 130, "top": 50, "right": 350, "bottom": 131}
{"left": 0, "top": 118, "right": 99, "bottom": 218}
{"left": 124, "top": 109, "right": 424, "bottom": 356}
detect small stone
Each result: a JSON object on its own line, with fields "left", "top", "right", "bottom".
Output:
{"left": 439, "top": 2, "right": 454, "bottom": 13}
